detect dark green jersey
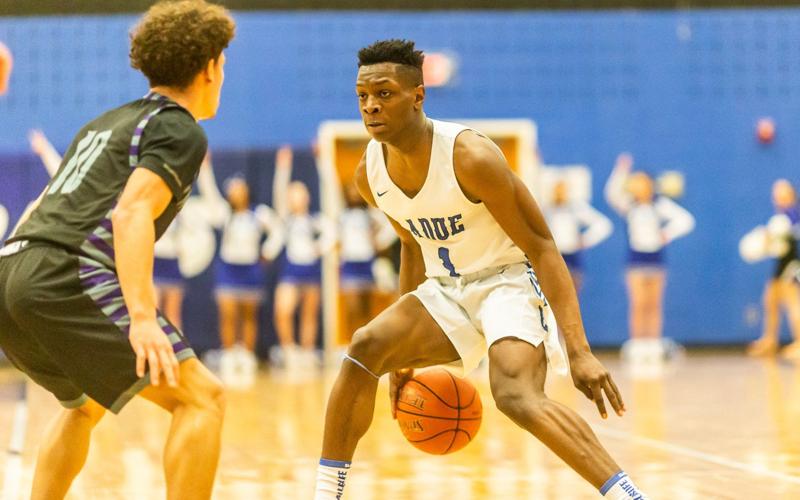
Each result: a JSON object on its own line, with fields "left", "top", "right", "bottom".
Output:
{"left": 8, "top": 92, "right": 207, "bottom": 270}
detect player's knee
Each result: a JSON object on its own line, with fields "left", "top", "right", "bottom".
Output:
{"left": 348, "top": 326, "right": 390, "bottom": 374}
{"left": 494, "top": 387, "right": 550, "bottom": 429}
{"left": 74, "top": 399, "right": 106, "bottom": 425}
{"left": 199, "top": 376, "right": 226, "bottom": 419}
{"left": 181, "top": 368, "right": 226, "bottom": 420}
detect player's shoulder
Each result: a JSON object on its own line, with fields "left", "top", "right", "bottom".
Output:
{"left": 143, "top": 106, "right": 207, "bottom": 151}
{"left": 452, "top": 128, "right": 506, "bottom": 177}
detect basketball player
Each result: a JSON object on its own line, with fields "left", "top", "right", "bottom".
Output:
{"left": 0, "top": 2, "right": 234, "bottom": 498}
{"left": 315, "top": 40, "right": 647, "bottom": 500}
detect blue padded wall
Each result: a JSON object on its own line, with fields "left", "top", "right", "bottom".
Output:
{"left": 2, "top": 9, "right": 800, "bottom": 347}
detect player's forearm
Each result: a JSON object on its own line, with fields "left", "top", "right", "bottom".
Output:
{"left": 112, "top": 205, "right": 158, "bottom": 323}
{"left": 399, "top": 241, "right": 426, "bottom": 295}
{"left": 529, "top": 242, "right": 591, "bottom": 356}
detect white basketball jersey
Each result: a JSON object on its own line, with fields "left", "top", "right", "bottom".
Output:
{"left": 366, "top": 119, "right": 525, "bottom": 278}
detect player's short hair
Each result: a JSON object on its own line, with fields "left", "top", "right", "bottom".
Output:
{"left": 130, "top": 0, "right": 235, "bottom": 89}
{"left": 358, "top": 39, "right": 424, "bottom": 86}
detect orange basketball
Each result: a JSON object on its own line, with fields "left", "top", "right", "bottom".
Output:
{"left": 396, "top": 368, "right": 482, "bottom": 455}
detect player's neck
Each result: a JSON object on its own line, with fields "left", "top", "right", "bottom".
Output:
{"left": 150, "top": 86, "right": 202, "bottom": 120}
{"left": 385, "top": 115, "right": 431, "bottom": 159}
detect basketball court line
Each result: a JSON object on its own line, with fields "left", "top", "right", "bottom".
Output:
{"left": 2, "top": 382, "right": 28, "bottom": 500}
{"left": 595, "top": 425, "right": 800, "bottom": 486}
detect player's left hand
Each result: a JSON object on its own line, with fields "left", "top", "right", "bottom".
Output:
{"left": 570, "top": 350, "right": 625, "bottom": 419}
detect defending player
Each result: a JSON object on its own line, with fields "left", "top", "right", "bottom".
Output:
{"left": 0, "top": 2, "right": 234, "bottom": 498}
{"left": 314, "top": 40, "right": 647, "bottom": 500}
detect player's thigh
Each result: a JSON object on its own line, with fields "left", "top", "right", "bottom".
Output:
{"left": 348, "top": 293, "right": 459, "bottom": 375}
{"left": 139, "top": 358, "right": 224, "bottom": 414}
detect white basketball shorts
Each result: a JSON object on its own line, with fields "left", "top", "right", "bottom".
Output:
{"left": 411, "top": 262, "right": 569, "bottom": 376}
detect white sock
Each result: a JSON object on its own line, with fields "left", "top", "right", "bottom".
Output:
{"left": 314, "top": 459, "right": 350, "bottom": 500}
{"left": 601, "top": 471, "right": 648, "bottom": 499}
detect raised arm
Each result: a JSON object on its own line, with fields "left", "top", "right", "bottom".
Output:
{"left": 29, "top": 129, "right": 63, "bottom": 177}
{"left": 255, "top": 204, "right": 285, "bottom": 261}
{"left": 655, "top": 196, "right": 695, "bottom": 244}
{"left": 604, "top": 153, "right": 633, "bottom": 215}
{"left": 195, "top": 153, "right": 229, "bottom": 228}
{"left": 454, "top": 131, "right": 624, "bottom": 419}
{"left": 273, "top": 146, "right": 293, "bottom": 219}
{"left": 573, "top": 201, "right": 613, "bottom": 250}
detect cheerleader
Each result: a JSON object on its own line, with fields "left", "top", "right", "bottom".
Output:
{"left": 272, "top": 147, "right": 335, "bottom": 368}
{"left": 747, "top": 179, "right": 800, "bottom": 359}
{"left": 544, "top": 178, "right": 612, "bottom": 290}
{"left": 198, "top": 154, "right": 283, "bottom": 381}
{"left": 605, "top": 153, "right": 695, "bottom": 361}
{"left": 338, "top": 180, "right": 396, "bottom": 341}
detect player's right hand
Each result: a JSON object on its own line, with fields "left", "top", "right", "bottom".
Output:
{"left": 389, "top": 368, "right": 414, "bottom": 419}
{"left": 129, "top": 318, "right": 180, "bottom": 388}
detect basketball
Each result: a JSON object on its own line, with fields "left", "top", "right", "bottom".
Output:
{"left": 396, "top": 368, "right": 482, "bottom": 455}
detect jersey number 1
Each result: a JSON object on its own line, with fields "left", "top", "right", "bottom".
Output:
{"left": 49, "top": 130, "right": 112, "bottom": 195}
{"left": 438, "top": 247, "right": 459, "bottom": 277}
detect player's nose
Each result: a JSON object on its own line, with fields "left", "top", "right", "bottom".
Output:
{"left": 362, "top": 95, "right": 381, "bottom": 114}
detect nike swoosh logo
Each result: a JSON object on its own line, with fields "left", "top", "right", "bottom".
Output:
{"left": 377, "top": 190, "right": 388, "bottom": 197}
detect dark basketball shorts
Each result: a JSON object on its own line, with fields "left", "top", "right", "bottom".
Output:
{"left": 0, "top": 243, "right": 195, "bottom": 413}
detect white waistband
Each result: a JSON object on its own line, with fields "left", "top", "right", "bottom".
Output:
{"left": 433, "top": 261, "right": 527, "bottom": 287}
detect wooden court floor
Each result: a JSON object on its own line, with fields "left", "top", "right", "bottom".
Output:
{"left": 1, "top": 351, "right": 799, "bottom": 499}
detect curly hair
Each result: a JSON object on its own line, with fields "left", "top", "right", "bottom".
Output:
{"left": 358, "top": 39, "right": 424, "bottom": 86}
{"left": 130, "top": 0, "right": 235, "bottom": 89}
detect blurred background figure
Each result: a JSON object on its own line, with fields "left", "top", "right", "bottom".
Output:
{"left": 544, "top": 177, "right": 613, "bottom": 291}
{"left": 0, "top": 200, "right": 7, "bottom": 242}
{"left": 605, "top": 153, "right": 695, "bottom": 365}
{"left": 338, "top": 180, "right": 396, "bottom": 343}
{"left": 747, "top": 179, "right": 800, "bottom": 359}
{"left": 272, "top": 146, "right": 335, "bottom": 370}
{"left": 0, "top": 41, "right": 11, "bottom": 96}
{"left": 198, "top": 154, "right": 283, "bottom": 387}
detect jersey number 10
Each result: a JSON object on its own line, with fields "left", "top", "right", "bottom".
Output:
{"left": 49, "top": 130, "right": 113, "bottom": 195}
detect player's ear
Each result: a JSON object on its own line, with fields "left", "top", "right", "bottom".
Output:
{"left": 204, "top": 54, "right": 222, "bottom": 83}
{"left": 413, "top": 84, "right": 425, "bottom": 110}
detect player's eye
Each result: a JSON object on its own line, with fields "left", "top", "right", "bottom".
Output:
{"left": 357, "top": 93, "right": 367, "bottom": 100}
{"left": 380, "top": 90, "right": 392, "bottom": 98}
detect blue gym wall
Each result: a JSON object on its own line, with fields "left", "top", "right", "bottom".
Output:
{"left": 1, "top": 9, "right": 798, "bottom": 348}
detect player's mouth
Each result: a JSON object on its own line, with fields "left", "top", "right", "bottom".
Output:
{"left": 367, "top": 122, "right": 387, "bottom": 131}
